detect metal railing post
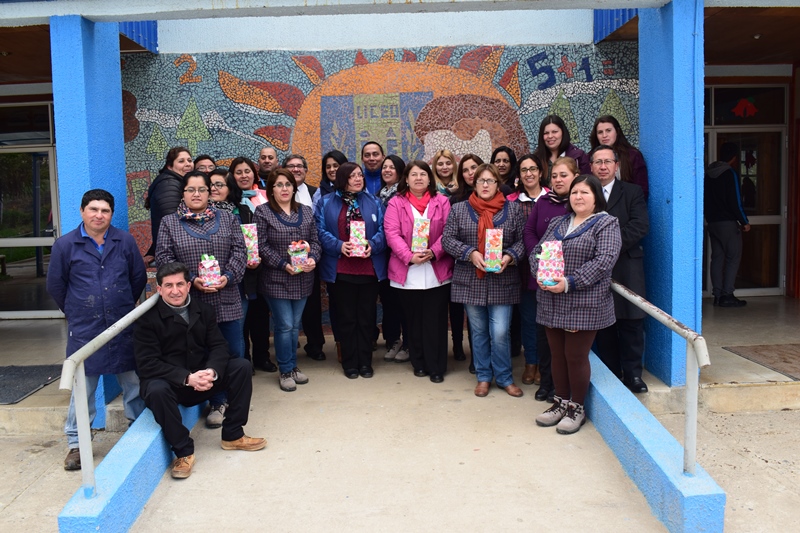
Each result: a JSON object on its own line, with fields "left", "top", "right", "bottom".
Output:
{"left": 684, "top": 341, "right": 699, "bottom": 475}
{"left": 73, "top": 364, "right": 96, "bottom": 497}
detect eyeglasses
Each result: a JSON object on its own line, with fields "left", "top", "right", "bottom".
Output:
{"left": 184, "top": 187, "right": 209, "bottom": 195}
{"left": 274, "top": 183, "right": 293, "bottom": 189}
{"left": 286, "top": 164, "right": 306, "bottom": 170}
{"left": 476, "top": 179, "right": 497, "bottom": 186}
{"left": 592, "top": 159, "right": 617, "bottom": 167}
{"left": 210, "top": 182, "right": 227, "bottom": 189}
{"left": 520, "top": 166, "right": 540, "bottom": 175}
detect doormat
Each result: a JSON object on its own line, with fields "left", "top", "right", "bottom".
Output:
{"left": 722, "top": 344, "right": 800, "bottom": 381}
{"left": 0, "top": 365, "right": 62, "bottom": 405}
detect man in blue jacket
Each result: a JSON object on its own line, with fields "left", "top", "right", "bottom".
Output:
{"left": 47, "top": 189, "right": 147, "bottom": 470}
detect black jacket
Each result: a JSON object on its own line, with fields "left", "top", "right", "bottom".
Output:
{"left": 135, "top": 297, "right": 231, "bottom": 387}
{"left": 146, "top": 168, "right": 184, "bottom": 256}
{"left": 704, "top": 161, "right": 749, "bottom": 226}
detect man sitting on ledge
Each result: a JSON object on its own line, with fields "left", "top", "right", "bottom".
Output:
{"left": 135, "top": 261, "right": 266, "bottom": 479}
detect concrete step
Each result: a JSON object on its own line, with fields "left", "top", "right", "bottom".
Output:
{"left": 0, "top": 394, "right": 130, "bottom": 436}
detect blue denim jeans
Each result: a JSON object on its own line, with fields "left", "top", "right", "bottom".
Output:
{"left": 266, "top": 296, "right": 308, "bottom": 374}
{"left": 65, "top": 371, "right": 144, "bottom": 448}
{"left": 465, "top": 304, "right": 513, "bottom": 387}
{"left": 518, "top": 289, "right": 539, "bottom": 365}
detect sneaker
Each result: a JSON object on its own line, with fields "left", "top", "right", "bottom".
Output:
{"left": 394, "top": 347, "right": 410, "bottom": 363}
{"left": 206, "top": 404, "right": 226, "bottom": 428}
{"left": 221, "top": 435, "right": 267, "bottom": 451}
{"left": 535, "top": 396, "right": 568, "bottom": 427}
{"left": 384, "top": 339, "right": 402, "bottom": 362}
{"left": 279, "top": 372, "right": 297, "bottom": 392}
{"left": 718, "top": 294, "right": 747, "bottom": 308}
{"left": 556, "top": 402, "right": 586, "bottom": 435}
{"left": 291, "top": 367, "right": 309, "bottom": 385}
{"left": 64, "top": 447, "right": 81, "bottom": 471}
{"left": 171, "top": 454, "right": 195, "bottom": 479}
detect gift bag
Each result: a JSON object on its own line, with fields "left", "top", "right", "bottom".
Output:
{"left": 240, "top": 224, "right": 261, "bottom": 267}
{"left": 411, "top": 217, "right": 430, "bottom": 252}
{"left": 198, "top": 254, "right": 221, "bottom": 287}
{"left": 484, "top": 228, "right": 503, "bottom": 273}
{"left": 288, "top": 240, "right": 311, "bottom": 273}
{"left": 536, "top": 240, "right": 564, "bottom": 286}
{"left": 349, "top": 221, "right": 368, "bottom": 257}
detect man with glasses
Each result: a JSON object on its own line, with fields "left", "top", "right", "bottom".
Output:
{"left": 47, "top": 189, "right": 147, "bottom": 470}
{"left": 282, "top": 154, "right": 326, "bottom": 361}
{"left": 589, "top": 145, "right": 651, "bottom": 393}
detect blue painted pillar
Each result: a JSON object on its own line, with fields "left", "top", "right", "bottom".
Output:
{"left": 638, "top": 0, "right": 704, "bottom": 387}
{"left": 50, "top": 15, "right": 128, "bottom": 233}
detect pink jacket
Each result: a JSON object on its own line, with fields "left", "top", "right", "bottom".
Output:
{"left": 384, "top": 193, "right": 454, "bottom": 286}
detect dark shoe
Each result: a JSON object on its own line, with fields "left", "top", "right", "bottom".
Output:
{"left": 712, "top": 295, "right": 720, "bottom": 306}
{"left": 306, "top": 351, "right": 326, "bottom": 361}
{"left": 522, "top": 364, "right": 538, "bottom": 385}
{"left": 344, "top": 368, "right": 359, "bottom": 379}
{"left": 474, "top": 381, "right": 490, "bottom": 397}
{"left": 453, "top": 344, "right": 466, "bottom": 361}
{"left": 64, "top": 448, "right": 81, "bottom": 471}
{"left": 546, "top": 390, "right": 555, "bottom": 403}
{"left": 256, "top": 360, "right": 278, "bottom": 373}
{"left": 430, "top": 374, "right": 444, "bottom": 383}
{"left": 468, "top": 363, "right": 476, "bottom": 374}
{"left": 718, "top": 294, "right": 747, "bottom": 308}
{"left": 414, "top": 368, "right": 428, "bottom": 377}
{"left": 504, "top": 383, "right": 524, "bottom": 397}
{"left": 627, "top": 377, "right": 649, "bottom": 394}
{"left": 359, "top": 366, "right": 374, "bottom": 378}
{"left": 534, "top": 387, "right": 549, "bottom": 402}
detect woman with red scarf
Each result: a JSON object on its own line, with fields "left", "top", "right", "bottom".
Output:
{"left": 384, "top": 160, "right": 454, "bottom": 383}
{"left": 442, "top": 164, "right": 526, "bottom": 397}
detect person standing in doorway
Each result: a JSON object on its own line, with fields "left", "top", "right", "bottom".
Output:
{"left": 705, "top": 142, "right": 750, "bottom": 307}
{"left": 47, "top": 189, "right": 147, "bottom": 470}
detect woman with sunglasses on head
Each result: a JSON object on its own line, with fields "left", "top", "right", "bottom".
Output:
{"left": 590, "top": 115, "right": 649, "bottom": 199}
{"left": 443, "top": 164, "right": 526, "bottom": 398}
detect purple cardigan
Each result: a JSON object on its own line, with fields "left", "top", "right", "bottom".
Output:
{"left": 523, "top": 197, "right": 569, "bottom": 290}
{"left": 384, "top": 193, "right": 453, "bottom": 286}
{"left": 565, "top": 144, "right": 591, "bottom": 175}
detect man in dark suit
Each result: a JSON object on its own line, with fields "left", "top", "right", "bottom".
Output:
{"left": 135, "top": 262, "right": 266, "bottom": 479}
{"left": 590, "top": 145, "right": 650, "bottom": 393}
{"left": 283, "top": 154, "right": 326, "bottom": 361}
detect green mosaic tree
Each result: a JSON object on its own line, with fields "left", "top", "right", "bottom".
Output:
{"left": 145, "top": 124, "right": 169, "bottom": 160}
{"left": 176, "top": 98, "right": 211, "bottom": 155}
{"left": 599, "top": 90, "right": 632, "bottom": 137}
{"left": 549, "top": 91, "right": 581, "bottom": 144}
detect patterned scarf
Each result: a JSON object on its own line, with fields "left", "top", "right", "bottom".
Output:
{"left": 177, "top": 200, "right": 216, "bottom": 223}
{"left": 546, "top": 189, "right": 570, "bottom": 205}
{"left": 379, "top": 183, "right": 398, "bottom": 205}
{"left": 467, "top": 191, "right": 506, "bottom": 279}
{"left": 337, "top": 190, "right": 362, "bottom": 224}
{"left": 210, "top": 200, "right": 236, "bottom": 214}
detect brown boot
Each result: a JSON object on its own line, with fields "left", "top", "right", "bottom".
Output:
{"left": 534, "top": 365, "right": 541, "bottom": 385}
{"left": 522, "top": 364, "right": 538, "bottom": 385}
{"left": 336, "top": 342, "right": 342, "bottom": 363}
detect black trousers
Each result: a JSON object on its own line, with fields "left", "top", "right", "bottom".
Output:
{"left": 301, "top": 269, "right": 325, "bottom": 355}
{"left": 398, "top": 284, "right": 450, "bottom": 376}
{"left": 378, "top": 279, "right": 404, "bottom": 346}
{"left": 594, "top": 318, "right": 645, "bottom": 382}
{"left": 333, "top": 275, "right": 378, "bottom": 371}
{"left": 140, "top": 358, "right": 253, "bottom": 458}
{"left": 536, "top": 323, "right": 554, "bottom": 391}
{"left": 244, "top": 295, "right": 271, "bottom": 365}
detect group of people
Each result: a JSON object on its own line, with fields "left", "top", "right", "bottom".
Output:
{"left": 48, "top": 113, "right": 656, "bottom": 481}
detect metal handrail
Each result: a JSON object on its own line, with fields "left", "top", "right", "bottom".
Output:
{"left": 59, "top": 293, "right": 160, "bottom": 497}
{"left": 610, "top": 281, "right": 709, "bottom": 475}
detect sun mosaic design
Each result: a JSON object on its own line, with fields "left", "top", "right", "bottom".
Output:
{"left": 122, "top": 42, "right": 638, "bottom": 251}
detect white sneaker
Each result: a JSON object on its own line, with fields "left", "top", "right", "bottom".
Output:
{"left": 394, "top": 347, "right": 410, "bottom": 363}
{"left": 279, "top": 372, "right": 297, "bottom": 392}
{"left": 384, "top": 340, "right": 402, "bottom": 361}
{"left": 292, "top": 367, "right": 309, "bottom": 385}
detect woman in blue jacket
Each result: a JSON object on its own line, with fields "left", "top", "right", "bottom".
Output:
{"left": 316, "top": 162, "right": 387, "bottom": 379}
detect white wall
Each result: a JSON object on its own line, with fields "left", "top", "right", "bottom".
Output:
{"left": 157, "top": 10, "right": 594, "bottom": 53}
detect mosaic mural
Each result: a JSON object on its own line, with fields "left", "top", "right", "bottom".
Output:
{"left": 122, "top": 42, "right": 638, "bottom": 252}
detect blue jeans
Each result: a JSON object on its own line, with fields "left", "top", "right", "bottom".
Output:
{"left": 465, "top": 304, "right": 513, "bottom": 387}
{"left": 518, "top": 290, "right": 539, "bottom": 364}
{"left": 266, "top": 296, "right": 308, "bottom": 374}
{"left": 65, "top": 371, "right": 144, "bottom": 448}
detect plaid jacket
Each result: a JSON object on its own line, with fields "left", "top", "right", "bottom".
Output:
{"left": 532, "top": 213, "right": 621, "bottom": 331}
{"left": 253, "top": 204, "right": 321, "bottom": 300}
{"left": 155, "top": 209, "right": 247, "bottom": 323}
{"left": 442, "top": 200, "right": 526, "bottom": 306}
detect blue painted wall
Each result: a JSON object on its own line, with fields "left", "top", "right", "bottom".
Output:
{"left": 50, "top": 15, "right": 129, "bottom": 232}
{"left": 638, "top": 0, "right": 704, "bottom": 387}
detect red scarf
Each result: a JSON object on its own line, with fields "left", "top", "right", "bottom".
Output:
{"left": 468, "top": 191, "right": 506, "bottom": 279}
{"left": 406, "top": 190, "right": 431, "bottom": 216}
